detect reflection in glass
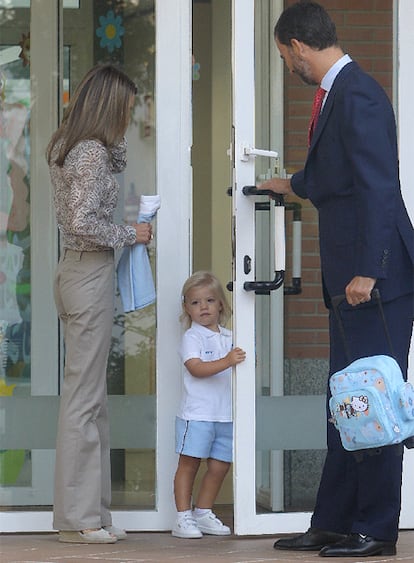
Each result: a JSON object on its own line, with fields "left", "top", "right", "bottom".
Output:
{"left": 0, "top": 450, "right": 31, "bottom": 488}
{"left": 0, "top": 27, "right": 70, "bottom": 492}
{"left": 253, "top": 1, "right": 326, "bottom": 515}
{"left": 0, "top": 11, "right": 32, "bottom": 489}
{"left": 0, "top": 47, "right": 31, "bottom": 387}
{"left": 111, "top": 449, "right": 156, "bottom": 508}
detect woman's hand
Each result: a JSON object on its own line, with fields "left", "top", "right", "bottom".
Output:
{"left": 133, "top": 223, "right": 152, "bottom": 244}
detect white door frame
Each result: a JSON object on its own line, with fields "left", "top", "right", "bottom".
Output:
{"left": 113, "top": 0, "right": 192, "bottom": 531}
{"left": 231, "top": 0, "right": 311, "bottom": 535}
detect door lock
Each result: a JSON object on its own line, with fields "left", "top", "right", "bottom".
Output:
{"left": 244, "top": 255, "right": 251, "bottom": 274}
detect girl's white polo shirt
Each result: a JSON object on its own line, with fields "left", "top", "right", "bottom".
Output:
{"left": 177, "top": 322, "right": 233, "bottom": 422}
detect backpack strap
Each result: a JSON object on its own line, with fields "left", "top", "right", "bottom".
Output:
{"left": 331, "top": 288, "right": 396, "bottom": 363}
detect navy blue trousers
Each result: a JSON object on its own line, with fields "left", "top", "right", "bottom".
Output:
{"left": 311, "top": 292, "right": 413, "bottom": 542}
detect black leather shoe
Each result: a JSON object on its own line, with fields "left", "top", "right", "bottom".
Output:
{"left": 273, "top": 527, "right": 347, "bottom": 551}
{"left": 319, "top": 533, "right": 396, "bottom": 557}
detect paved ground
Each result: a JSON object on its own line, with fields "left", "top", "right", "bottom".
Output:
{"left": 1, "top": 530, "right": 414, "bottom": 563}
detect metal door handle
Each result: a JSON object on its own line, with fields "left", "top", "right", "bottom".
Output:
{"left": 242, "top": 185, "right": 285, "bottom": 294}
{"left": 241, "top": 145, "right": 278, "bottom": 162}
{"left": 242, "top": 185, "right": 283, "bottom": 203}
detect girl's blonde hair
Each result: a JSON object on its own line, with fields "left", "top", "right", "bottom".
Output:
{"left": 46, "top": 64, "right": 137, "bottom": 166}
{"left": 180, "top": 271, "right": 232, "bottom": 329}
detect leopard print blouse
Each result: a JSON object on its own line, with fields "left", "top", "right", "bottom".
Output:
{"left": 49, "top": 137, "right": 136, "bottom": 251}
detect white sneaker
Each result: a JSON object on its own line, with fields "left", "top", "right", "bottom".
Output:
{"left": 193, "top": 510, "right": 231, "bottom": 536}
{"left": 103, "top": 525, "right": 127, "bottom": 540}
{"left": 58, "top": 528, "right": 117, "bottom": 544}
{"left": 172, "top": 514, "right": 203, "bottom": 539}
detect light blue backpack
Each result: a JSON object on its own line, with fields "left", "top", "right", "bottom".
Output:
{"left": 329, "top": 354, "right": 414, "bottom": 451}
{"left": 328, "top": 289, "right": 414, "bottom": 451}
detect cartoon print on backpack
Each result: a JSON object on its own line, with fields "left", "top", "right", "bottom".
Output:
{"left": 337, "top": 395, "right": 369, "bottom": 419}
{"left": 349, "top": 395, "right": 369, "bottom": 417}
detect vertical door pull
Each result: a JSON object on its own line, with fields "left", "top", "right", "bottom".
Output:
{"left": 242, "top": 186, "right": 285, "bottom": 294}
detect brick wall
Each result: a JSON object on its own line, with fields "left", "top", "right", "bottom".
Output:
{"left": 284, "top": 0, "right": 393, "bottom": 359}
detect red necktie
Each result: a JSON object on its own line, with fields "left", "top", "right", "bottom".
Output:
{"left": 308, "top": 86, "right": 326, "bottom": 146}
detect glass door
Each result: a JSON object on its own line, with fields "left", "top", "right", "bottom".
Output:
{"left": 0, "top": 1, "right": 60, "bottom": 528}
{"left": 0, "top": 0, "right": 191, "bottom": 531}
{"left": 231, "top": 0, "right": 414, "bottom": 536}
{"left": 231, "top": 0, "right": 325, "bottom": 535}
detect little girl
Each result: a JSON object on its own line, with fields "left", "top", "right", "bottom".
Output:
{"left": 172, "top": 271, "right": 246, "bottom": 539}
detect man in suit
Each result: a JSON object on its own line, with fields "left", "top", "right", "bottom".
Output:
{"left": 260, "top": 1, "right": 414, "bottom": 558}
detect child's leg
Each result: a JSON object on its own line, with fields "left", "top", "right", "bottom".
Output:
{"left": 192, "top": 458, "right": 231, "bottom": 536}
{"left": 172, "top": 455, "right": 203, "bottom": 538}
{"left": 195, "top": 458, "right": 230, "bottom": 509}
{"left": 174, "top": 454, "right": 201, "bottom": 511}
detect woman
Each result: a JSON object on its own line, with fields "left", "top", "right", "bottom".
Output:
{"left": 46, "top": 64, "right": 152, "bottom": 544}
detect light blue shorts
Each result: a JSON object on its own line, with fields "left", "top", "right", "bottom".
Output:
{"left": 175, "top": 417, "right": 233, "bottom": 463}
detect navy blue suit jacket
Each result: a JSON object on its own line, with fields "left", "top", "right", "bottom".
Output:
{"left": 290, "top": 64, "right": 413, "bottom": 541}
{"left": 291, "top": 62, "right": 414, "bottom": 305}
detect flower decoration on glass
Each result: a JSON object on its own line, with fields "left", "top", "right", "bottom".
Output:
{"left": 192, "top": 55, "right": 201, "bottom": 81}
{"left": 96, "top": 10, "right": 125, "bottom": 53}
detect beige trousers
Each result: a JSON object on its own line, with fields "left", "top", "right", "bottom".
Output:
{"left": 53, "top": 249, "right": 115, "bottom": 531}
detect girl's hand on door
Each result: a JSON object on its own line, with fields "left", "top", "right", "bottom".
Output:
{"left": 227, "top": 347, "right": 246, "bottom": 367}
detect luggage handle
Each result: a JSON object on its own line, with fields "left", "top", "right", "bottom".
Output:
{"left": 331, "top": 288, "right": 395, "bottom": 363}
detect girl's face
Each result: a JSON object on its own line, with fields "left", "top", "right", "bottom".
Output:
{"left": 184, "top": 285, "right": 222, "bottom": 332}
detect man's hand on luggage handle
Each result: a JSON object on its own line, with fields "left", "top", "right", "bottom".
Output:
{"left": 345, "top": 276, "right": 377, "bottom": 306}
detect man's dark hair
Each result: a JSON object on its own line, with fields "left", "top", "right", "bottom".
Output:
{"left": 274, "top": 1, "right": 338, "bottom": 50}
